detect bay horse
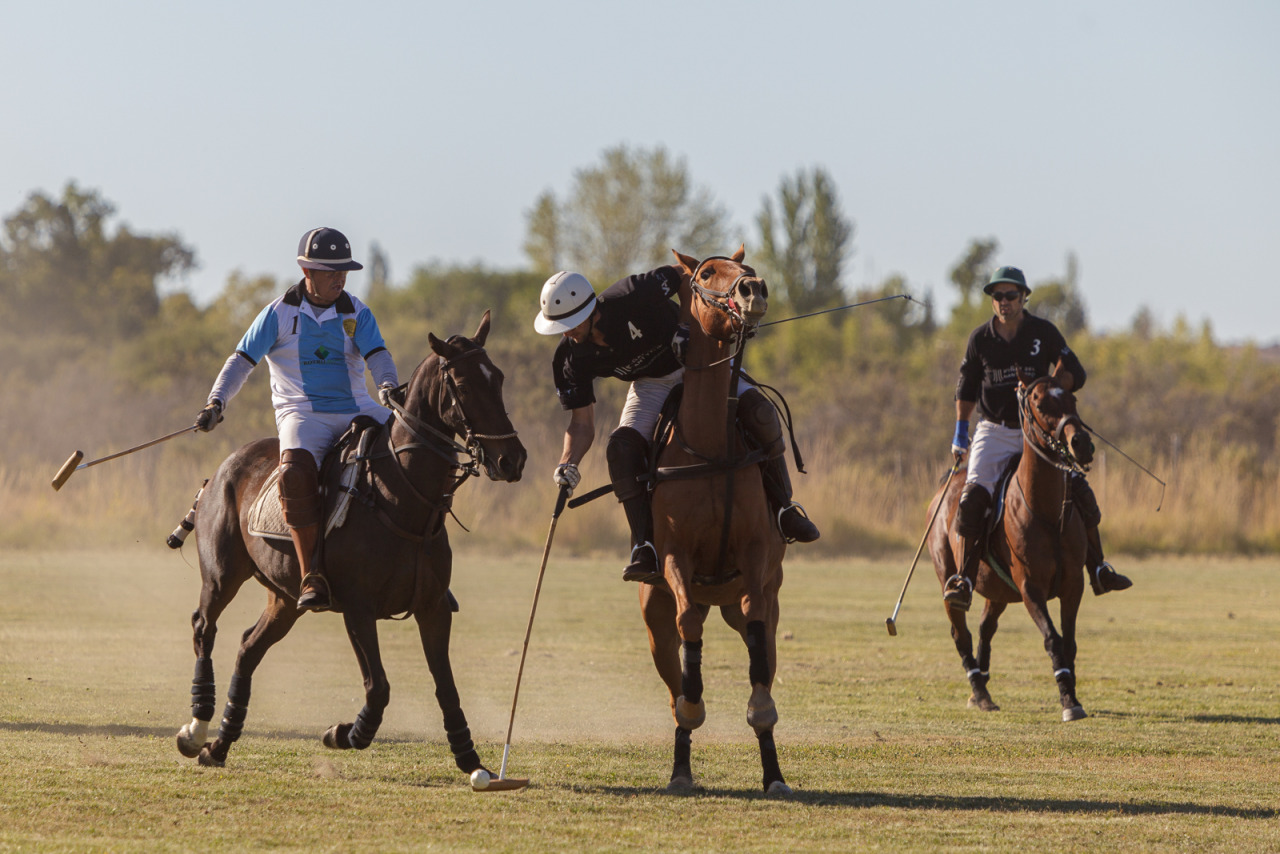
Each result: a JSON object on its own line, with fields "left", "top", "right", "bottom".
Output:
{"left": 927, "top": 365, "right": 1094, "bottom": 721}
{"left": 643, "top": 247, "right": 791, "bottom": 794}
{"left": 174, "top": 311, "right": 527, "bottom": 778}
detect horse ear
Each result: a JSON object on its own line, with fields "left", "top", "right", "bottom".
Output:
{"left": 429, "top": 332, "right": 460, "bottom": 360}
{"left": 473, "top": 310, "right": 491, "bottom": 346}
{"left": 731, "top": 244, "right": 746, "bottom": 263}
{"left": 1015, "top": 366, "right": 1036, "bottom": 388}
{"left": 672, "top": 249, "right": 698, "bottom": 276}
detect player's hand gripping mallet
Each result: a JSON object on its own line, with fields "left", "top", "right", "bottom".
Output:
{"left": 51, "top": 425, "right": 200, "bottom": 491}
{"left": 886, "top": 458, "right": 962, "bottom": 636}
{"left": 473, "top": 484, "right": 571, "bottom": 793}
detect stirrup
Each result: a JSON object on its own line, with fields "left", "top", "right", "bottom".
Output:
{"left": 942, "top": 574, "right": 973, "bottom": 612}
{"left": 297, "top": 574, "right": 332, "bottom": 612}
{"left": 622, "top": 542, "right": 662, "bottom": 584}
{"left": 777, "top": 502, "right": 820, "bottom": 544}
{"left": 1090, "top": 561, "right": 1132, "bottom": 596}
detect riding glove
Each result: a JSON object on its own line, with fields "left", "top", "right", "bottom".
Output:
{"left": 553, "top": 463, "right": 581, "bottom": 492}
{"left": 196, "top": 401, "right": 223, "bottom": 432}
{"left": 671, "top": 324, "right": 691, "bottom": 365}
{"left": 951, "top": 420, "right": 970, "bottom": 458}
{"left": 378, "top": 383, "right": 397, "bottom": 407}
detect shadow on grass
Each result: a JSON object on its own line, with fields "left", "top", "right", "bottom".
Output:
{"left": 0, "top": 720, "right": 426, "bottom": 745}
{"left": 595, "top": 785, "right": 1278, "bottom": 818}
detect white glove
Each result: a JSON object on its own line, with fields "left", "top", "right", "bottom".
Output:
{"left": 553, "top": 463, "right": 581, "bottom": 492}
{"left": 378, "top": 383, "right": 397, "bottom": 407}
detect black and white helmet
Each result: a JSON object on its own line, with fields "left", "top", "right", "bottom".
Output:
{"left": 534, "top": 271, "right": 597, "bottom": 335}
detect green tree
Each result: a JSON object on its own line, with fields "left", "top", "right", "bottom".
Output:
{"left": 2, "top": 182, "right": 195, "bottom": 336}
{"left": 523, "top": 145, "right": 729, "bottom": 286}
{"left": 754, "top": 167, "right": 854, "bottom": 315}
{"left": 1028, "top": 252, "right": 1088, "bottom": 335}
{"left": 946, "top": 238, "right": 1000, "bottom": 333}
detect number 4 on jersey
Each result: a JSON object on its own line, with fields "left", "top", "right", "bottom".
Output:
{"left": 628, "top": 321, "right": 643, "bottom": 340}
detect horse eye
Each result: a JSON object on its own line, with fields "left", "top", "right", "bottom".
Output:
{"left": 700, "top": 268, "right": 713, "bottom": 280}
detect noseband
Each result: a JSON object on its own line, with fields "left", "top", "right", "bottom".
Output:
{"left": 689, "top": 256, "right": 763, "bottom": 338}
{"left": 1017, "top": 376, "right": 1090, "bottom": 475}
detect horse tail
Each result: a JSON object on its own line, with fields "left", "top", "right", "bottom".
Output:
{"left": 167, "top": 479, "right": 209, "bottom": 549}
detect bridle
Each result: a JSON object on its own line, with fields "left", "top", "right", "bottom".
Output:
{"left": 687, "top": 256, "right": 765, "bottom": 365}
{"left": 384, "top": 343, "right": 518, "bottom": 479}
{"left": 1017, "top": 376, "right": 1091, "bottom": 475}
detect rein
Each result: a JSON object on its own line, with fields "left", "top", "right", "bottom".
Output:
{"left": 1017, "top": 377, "right": 1090, "bottom": 476}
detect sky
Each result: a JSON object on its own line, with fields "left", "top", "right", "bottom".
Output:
{"left": 3, "top": 1, "right": 1277, "bottom": 342}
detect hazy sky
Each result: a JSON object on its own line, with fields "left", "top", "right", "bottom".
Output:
{"left": 4, "top": 1, "right": 1276, "bottom": 342}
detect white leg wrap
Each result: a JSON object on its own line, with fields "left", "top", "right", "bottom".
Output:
{"left": 1054, "top": 668, "right": 1072, "bottom": 678}
{"left": 966, "top": 668, "right": 982, "bottom": 678}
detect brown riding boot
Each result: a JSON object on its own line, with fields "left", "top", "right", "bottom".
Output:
{"left": 280, "top": 449, "right": 330, "bottom": 612}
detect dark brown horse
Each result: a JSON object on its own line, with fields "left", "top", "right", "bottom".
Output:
{"left": 174, "top": 312, "right": 527, "bottom": 776}
{"left": 643, "top": 247, "right": 791, "bottom": 794}
{"left": 927, "top": 365, "right": 1094, "bottom": 721}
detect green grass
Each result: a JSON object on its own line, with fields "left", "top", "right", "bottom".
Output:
{"left": 0, "top": 549, "right": 1277, "bottom": 852}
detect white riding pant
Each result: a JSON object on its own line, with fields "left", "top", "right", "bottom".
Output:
{"left": 276, "top": 405, "right": 390, "bottom": 467}
{"left": 964, "top": 420, "right": 1023, "bottom": 495}
{"left": 619, "top": 368, "right": 753, "bottom": 441}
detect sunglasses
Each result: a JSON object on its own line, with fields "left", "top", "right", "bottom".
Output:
{"left": 991, "top": 290, "right": 1023, "bottom": 302}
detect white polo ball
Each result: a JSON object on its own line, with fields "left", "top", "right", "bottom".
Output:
{"left": 470, "top": 769, "right": 491, "bottom": 790}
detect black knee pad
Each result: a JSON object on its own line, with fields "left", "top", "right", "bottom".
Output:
{"left": 738, "top": 388, "right": 785, "bottom": 458}
{"left": 606, "top": 427, "right": 650, "bottom": 502}
{"left": 1071, "top": 475, "right": 1102, "bottom": 527}
{"left": 956, "top": 484, "right": 992, "bottom": 539}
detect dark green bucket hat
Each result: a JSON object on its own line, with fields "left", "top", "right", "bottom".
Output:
{"left": 984, "top": 265, "right": 1031, "bottom": 295}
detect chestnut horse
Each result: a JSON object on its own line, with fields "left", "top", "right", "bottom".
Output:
{"left": 927, "top": 366, "right": 1094, "bottom": 721}
{"left": 174, "top": 312, "right": 527, "bottom": 777}
{"left": 643, "top": 247, "right": 791, "bottom": 794}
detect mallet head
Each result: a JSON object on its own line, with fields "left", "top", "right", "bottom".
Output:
{"left": 885, "top": 617, "right": 898, "bottom": 637}
{"left": 51, "top": 451, "right": 84, "bottom": 491}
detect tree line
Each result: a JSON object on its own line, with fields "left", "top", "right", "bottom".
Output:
{"left": 4, "top": 149, "right": 1279, "bottom": 553}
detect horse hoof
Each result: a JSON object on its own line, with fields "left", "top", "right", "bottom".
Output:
{"left": 197, "top": 745, "right": 224, "bottom": 768}
{"left": 176, "top": 734, "right": 201, "bottom": 758}
{"left": 766, "top": 780, "right": 793, "bottom": 796}
{"left": 675, "top": 697, "right": 706, "bottom": 730}
{"left": 967, "top": 695, "right": 1000, "bottom": 712}
{"left": 666, "top": 775, "right": 695, "bottom": 793}
{"left": 323, "top": 724, "right": 353, "bottom": 750}
{"left": 1062, "top": 705, "right": 1088, "bottom": 722}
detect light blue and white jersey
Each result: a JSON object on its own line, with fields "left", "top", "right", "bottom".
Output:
{"left": 229, "top": 283, "right": 394, "bottom": 415}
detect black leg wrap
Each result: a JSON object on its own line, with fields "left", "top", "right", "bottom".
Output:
{"left": 348, "top": 706, "right": 382, "bottom": 750}
{"left": 745, "top": 620, "right": 770, "bottom": 687}
{"left": 680, "top": 640, "right": 704, "bottom": 705}
{"left": 672, "top": 726, "right": 693, "bottom": 783}
{"left": 217, "top": 673, "right": 252, "bottom": 744}
{"left": 191, "top": 657, "right": 216, "bottom": 722}
{"left": 756, "top": 729, "right": 784, "bottom": 792}
{"left": 446, "top": 725, "right": 480, "bottom": 771}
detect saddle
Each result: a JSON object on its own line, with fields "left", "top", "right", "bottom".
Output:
{"left": 247, "top": 416, "right": 384, "bottom": 542}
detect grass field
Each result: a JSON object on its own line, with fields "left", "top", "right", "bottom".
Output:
{"left": 0, "top": 547, "right": 1277, "bottom": 852}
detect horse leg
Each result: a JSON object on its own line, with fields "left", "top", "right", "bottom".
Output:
{"left": 1056, "top": 584, "right": 1086, "bottom": 721}
{"left": 199, "top": 592, "right": 300, "bottom": 767}
{"left": 738, "top": 585, "right": 789, "bottom": 795}
{"left": 412, "top": 598, "right": 485, "bottom": 775}
{"left": 323, "top": 608, "right": 390, "bottom": 750}
{"left": 946, "top": 599, "right": 980, "bottom": 709}
{"left": 968, "top": 599, "right": 1006, "bottom": 712}
{"left": 178, "top": 572, "right": 244, "bottom": 757}
{"left": 1020, "top": 588, "right": 1087, "bottom": 722}
{"left": 641, "top": 582, "right": 701, "bottom": 791}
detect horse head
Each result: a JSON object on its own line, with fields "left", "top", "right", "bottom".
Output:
{"left": 672, "top": 245, "right": 768, "bottom": 342}
{"left": 1017, "top": 364, "right": 1094, "bottom": 472}
{"left": 410, "top": 311, "right": 527, "bottom": 482}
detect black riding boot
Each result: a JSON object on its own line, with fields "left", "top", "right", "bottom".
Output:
{"left": 1071, "top": 475, "right": 1132, "bottom": 595}
{"left": 738, "top": 388, "right": 819, "bottom": 543}
{"left": 607, "top": 427, "right": 661, "bottom": 584}
{"left": 280, "top": 449, "right": 330, "bottom": 612}
{"left": 944, "top": 483, "right": 991, "bottom": 612}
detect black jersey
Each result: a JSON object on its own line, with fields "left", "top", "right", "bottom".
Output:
{"left": 955, "top": 312, "right": 1087, "bottom": 427}
{"left": 551, "top": 266, "right": 684, "bottom": 410}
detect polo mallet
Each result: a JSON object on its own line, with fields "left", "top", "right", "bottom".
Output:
{"left": 477, "top": 484, "right": 571, "bottom": 793}
{"left": 886, "top": 457, "right": 963, "bottom": 636}
{"left": 51, "top": 425, "right": 200, "bottom": 491}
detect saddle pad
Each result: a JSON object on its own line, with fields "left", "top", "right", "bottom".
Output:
{"left": 246, "top": 463, "right": 357, "bottom": 542}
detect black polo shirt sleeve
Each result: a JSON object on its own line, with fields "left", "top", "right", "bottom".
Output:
{"left": 1048, "top": 328, "right": 1088, "bottom": 392}
{"left": 955, "top": 326, "right": 985, "bottom": 403}
{"left": 551, "top": 338, "right": 595, "bottom": 411}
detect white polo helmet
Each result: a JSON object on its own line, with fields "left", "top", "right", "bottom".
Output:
{"left": 534, "top": 271, "right": 597, "bottom": 335}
